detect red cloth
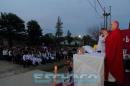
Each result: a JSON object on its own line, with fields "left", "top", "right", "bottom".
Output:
{"left": 105, "top": 28, "right": 125, "bottom": 83}
{"left": 56, "top": 83, "right": 63, "bottom": 86}
{"left": 121, "top": 29, "right": 130, "bottom": 54}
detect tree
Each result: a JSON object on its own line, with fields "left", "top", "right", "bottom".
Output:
{"left": 67, "top": 30, "right": 71, "bottom": 37}
{"left": 66, "top": 30, "right": 73, "bottom": 45}
{"left": 42, "top": 33, "right": 56, "bottom": 46}
{"left": 27, "top": 20, "right": 42, "bottom": 45}
{"left": 55, "top": 16, "right": 63, "bottom": 38}
{"left": 82, "top": 35, "right": 92, "bottom": 45}
{"left": 0, "top": 12, "right": 25, "bottom": 47}
{"left": 82, "top": 35, "right": 97, "bottom": 46}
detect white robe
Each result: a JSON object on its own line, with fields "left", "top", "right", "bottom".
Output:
{"left": 97, "top": 35, "right": 105, "bottom": 53}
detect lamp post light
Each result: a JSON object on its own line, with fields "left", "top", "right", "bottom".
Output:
{"left": 78, "top": 35, "right": 82, "bottom": 47}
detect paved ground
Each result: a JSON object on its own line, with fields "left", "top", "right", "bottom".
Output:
{"left": 0, "top": 61, "right": 27, "bottom": 79}
{"left": 0, "top": 70, "right": 50, "bottom": 86}
{"left": 0, "top": 60, "right": 130, "bottom": 86}
{"left": 0, "top": 60, "right": 66, "bottom": 79}
{"left": 0, "top": 60, "right": 68, "bottom": 86}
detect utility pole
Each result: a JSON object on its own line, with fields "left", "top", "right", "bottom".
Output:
{"left": 103, "top": 8, "right": 110, "bottom": 29}
{"left": 103, "top": 7, "right": 106, "bottom": 29}
{"left": 96, "top": 0, "right": 111, "bottom": 30}
{"left": 109, "top": 6, "right": 112, "bottom": 30}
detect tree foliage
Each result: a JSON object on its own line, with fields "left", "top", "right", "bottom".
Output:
{"left": 42, "top": 33, "right": 56, "bottom": 46}
{"left": 55, "top": 16, "right": 63, "bottom": 38}
{"left": 82, "top": 35, "right": 97, "bottom": 46}
{"left": 0, "top": 12, "right": 25, "bottom": 47}
{"left": 27, "top": 20, "right": 42, "bottom": 45}
{"left": 66, "top": 30, "right": 73, "bottom": 45}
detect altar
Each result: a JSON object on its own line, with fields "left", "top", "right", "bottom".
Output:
{"left": 73, "top": 53, "right": 105, "bottom": 86}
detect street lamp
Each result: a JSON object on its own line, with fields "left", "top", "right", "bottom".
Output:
{"left": 78, "top": 35, "right": 82, "bottom": 46}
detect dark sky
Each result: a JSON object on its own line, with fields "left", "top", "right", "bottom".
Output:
{"left": 0, "top": 0, "right": 130, "bottom": 36}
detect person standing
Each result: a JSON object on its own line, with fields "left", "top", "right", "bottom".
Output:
{"left": 105, "top": 21, "right": 124, "bottom": 85}
{"left": 96, "top": 28, "right": 106, "bottom": 53}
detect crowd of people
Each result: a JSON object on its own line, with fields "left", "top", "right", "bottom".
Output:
{"left": 0, "top": 45, "right": 75, "bottom": 68}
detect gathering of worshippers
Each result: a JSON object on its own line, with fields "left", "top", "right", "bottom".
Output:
{"left": 0, "top": 45, "right": 74, "bottom": 68}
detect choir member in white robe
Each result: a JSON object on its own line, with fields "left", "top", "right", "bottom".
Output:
{"left": 96, "top": 34, "right": 105, "bottom": 53}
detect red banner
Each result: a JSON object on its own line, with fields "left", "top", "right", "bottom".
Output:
{"left": 121, "top": 29, "right": 130, "bottom": 54}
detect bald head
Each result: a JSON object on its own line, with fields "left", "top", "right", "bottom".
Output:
{"left": 111, "top": 21, "right": 119, "bottom": 31}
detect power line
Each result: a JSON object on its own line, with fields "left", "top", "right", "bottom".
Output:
{"left": 86, "top": 0, "right": 101, "bottom": 17}
{"left": 96, "top": 0, "right": 111, "bottom": 29}
{"left": 85, "top": 0, "right": 111, "bottom": 29}
{"left": 100, "top": 0, "right": 109, "bottom": 7}
{"left": 96, "top": 0, "right": 104, "bottom": 12}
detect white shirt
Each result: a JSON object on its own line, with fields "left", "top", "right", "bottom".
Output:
{"left": 97, "top": 35, "right": 105, "bottom": 53}
{"left": 3, "top": 49, "right": 8, "bottom": 56}
{"left": 8, "top": 51, "right": 12, "bottom": 56}
{"left": 23, "top": 55, "right": 27, "bottom": 61}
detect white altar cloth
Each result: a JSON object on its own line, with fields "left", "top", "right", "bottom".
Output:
{"left": 73, "top": 53, "right": 105, "bottom": 86}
